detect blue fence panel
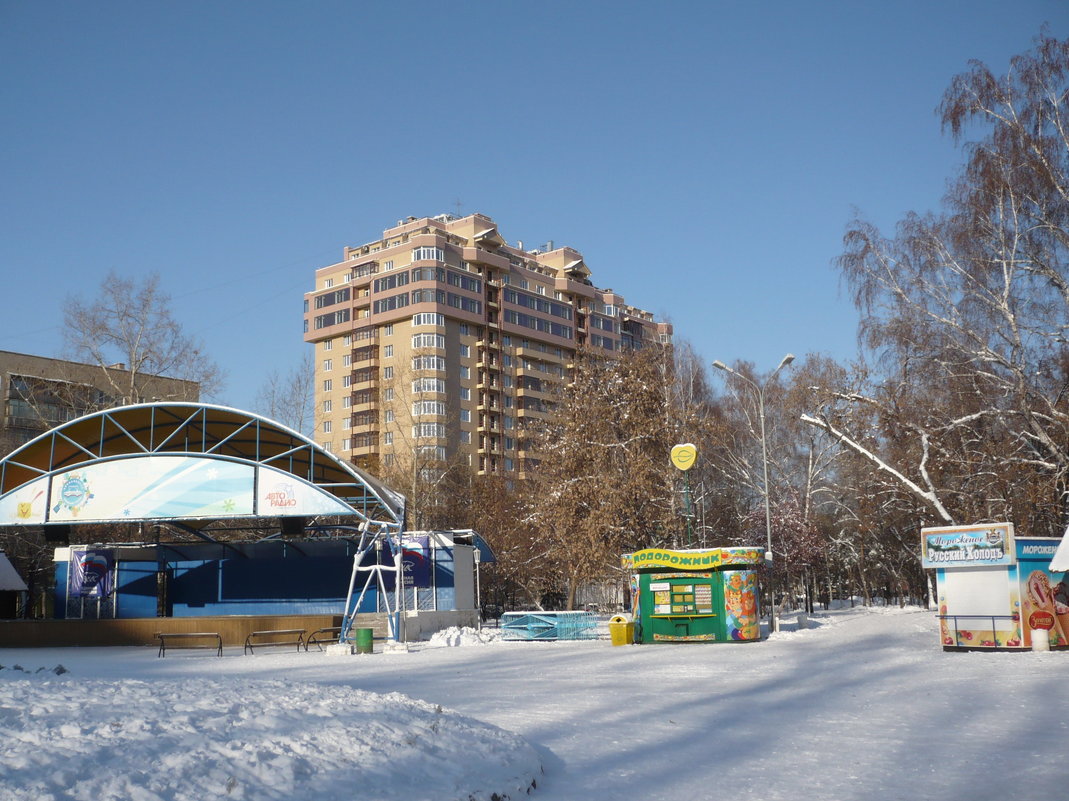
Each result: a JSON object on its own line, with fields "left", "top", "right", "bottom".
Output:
{"left": 501, "top": 611, "right": 599, "bottom": 641}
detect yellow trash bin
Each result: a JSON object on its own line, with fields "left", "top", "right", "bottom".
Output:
{"left": 609, "top": 614, "right": 634, "bottom": 646}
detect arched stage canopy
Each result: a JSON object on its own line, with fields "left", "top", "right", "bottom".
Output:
{"left": 0, "top": 403, "right": 404, "bottom": 533}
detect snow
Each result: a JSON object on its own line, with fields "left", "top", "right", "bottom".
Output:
{"left": 2, "top": 607, "right": 1067, "bottom": 801}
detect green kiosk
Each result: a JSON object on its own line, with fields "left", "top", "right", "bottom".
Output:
{"left": 622, "top": 547, "right": 764, "bottom": 643}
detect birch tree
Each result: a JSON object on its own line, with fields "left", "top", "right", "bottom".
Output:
{"left": 805, "top": 33, "right": 1069, "bottom": 538}
{"left": 254, "top": 353, "right": 315, "bottom": 435}
{"left": 64, "top": 271, "right": 223, "bottom": 403}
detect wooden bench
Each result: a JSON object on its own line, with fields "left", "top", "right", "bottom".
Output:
{"left": 243, "top": 629, "right": 306, "bottom": 655}
{"left": 156, "top": 632, "right": 223, "bottom": 658}
{"left": 305, "top": 626, "right": 343, "bottom": 651}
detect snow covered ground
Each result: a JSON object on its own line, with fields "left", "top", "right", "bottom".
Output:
{"left": 1, "top": 606, "right": 1066, "bottom": 801}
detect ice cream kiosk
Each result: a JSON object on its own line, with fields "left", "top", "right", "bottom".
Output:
{"left": 622, "top": 547, "right": 764, "bottom": 643}
{"left": 922, "top": 523, "right": 1068, "bottom": 651}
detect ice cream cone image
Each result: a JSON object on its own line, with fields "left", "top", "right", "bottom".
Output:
{"left": 1025, "top": 571, "right": 1066, "bottom": 646}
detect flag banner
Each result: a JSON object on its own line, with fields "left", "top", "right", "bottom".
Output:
{"left": 384, "top": 535, "right": 431, "bottom": 589}
{"left": 70, "top": 549, "right": 114, "bottom": 598}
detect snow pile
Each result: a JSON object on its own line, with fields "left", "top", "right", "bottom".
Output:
{"left": 0, "top": 675, "right": 540, "bottom": 801}
{"left": 425, "top": 626, "right": 504, "bottom": 647}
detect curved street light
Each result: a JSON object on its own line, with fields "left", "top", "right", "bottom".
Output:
{"left": 712, "top": 353, "right": 794, "bottom": 634}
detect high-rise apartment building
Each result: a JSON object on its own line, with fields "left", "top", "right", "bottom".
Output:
{"left": 303, "top": 213, "right": 671, "bottom": 478}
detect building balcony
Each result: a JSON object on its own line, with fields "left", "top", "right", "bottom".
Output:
{"left": 350, "top": 397, "right": 378, "bottom": 413}
{"left": 515, "top": 384, "right": 549, "bottom": 398}
{"left": 351, "top": 371, "right": 378, "bottom": 387}
{"left": 516, "top": 406, "right": 550, "bottom": 419}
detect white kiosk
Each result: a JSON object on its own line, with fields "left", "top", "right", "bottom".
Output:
{"left": 923, "top": 523, "right": 1067, "bottom": 651}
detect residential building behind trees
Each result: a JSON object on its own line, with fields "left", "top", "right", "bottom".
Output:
{"left": 303, "top": 212, "right": 671, "bottom": 482}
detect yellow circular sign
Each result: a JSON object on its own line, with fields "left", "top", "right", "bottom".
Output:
{"left": 671, "top": 443, "right": 697, "bottom": 471}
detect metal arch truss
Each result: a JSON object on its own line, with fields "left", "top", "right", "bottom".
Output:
{"left": 0, "top": 402, "right": 404, "bottom": 531}
{"left": 339, "top": 523, "right": 406, "bottom": 645}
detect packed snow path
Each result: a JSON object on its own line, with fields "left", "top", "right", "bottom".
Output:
{"left": 2, "top": 607, "right": 1066, "bottom": 801}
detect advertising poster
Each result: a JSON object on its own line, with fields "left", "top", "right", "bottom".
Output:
{"left": 69, "top": 549, "right": 114, "bottom": 598}
{"left": 723, "top": 570, "right": 760, "bottom": 640}
{"left": 49, "top": 457, "right": 255, "bottom": 521}
{"left": 256, "top": 464, "right": 356, "bottom": 517}
{"left": 0, "top": 475, "right": 49, "bottom": 524}
{"left": 1017, "top": 539, "right": 1069, "bottom": 648}
{"left": 922, "top": 523, "right": 1015, "bottom": 568}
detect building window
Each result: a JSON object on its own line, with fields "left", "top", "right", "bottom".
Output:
{"left": 384, "top": 388, "right": 394, "bottom": 401}
{"left": 344, "top": 334, "right": 352, "bottom": 345}
{"left": 325, "top": 278, "right": 334, "bottom": 288}
{"left": 342, "top": 437, "right": 351, "bottom": 450}
{"left": 323, "top": 359, "right": 332, "bottom": 371}
{"left": 412, "top": 378, "right": 446, "bottom": 394}
{"left": 460, "top": 387, "right": 470, "bottom": 400}
{"left": 323, "top": 379, "right": 333, "bottom": 392}
{"left": 343, "top": 375, "right": 352, "bottom": 388}
{"left": 505, "top": 457, "right": 515, "bottom": 471}
{"left": 323, "top": 420, "right": 332, "bottom": 433}
{"left": 323, "top": 399, "right": 333, "bottom": 413}
{"left": 413, "top": 422, "right": 446, "bottom": 439}
{"left": 460, "top": 366, "right": 470, "bottom": 379}
{"left": 383, "top": 260, "right": 394, "bottom": 271}
{"left": 384, "top": 432, "right": 393, "bottom": 445}
{"left": 413, "top": 355, "right": 446, "bottom": 371}
{"left": 417, "top": 445, "right": 447, "bottom": 461}
{"left": 385, "top": 410, "right": 395, "bottom": 423}
{"left": 323, "top": 340, "right": 333, "bottom": 351}
{"left": 384, "top": 324, "right": 394, "bottom": 336}
{"left": 460, "top": 323, "right": 470, "bottom": 336}
{"left": 460, "top": 431, "right": 471, "bottom": 444}
{"left": 322, "top": 441, "right": 333, "bottom": 452}
{"left": 384, "top": 344, "right": 394, "bottom": 358}
{"left": 459, "top": 344, "right": 470, "bottom": 357}
{"left": 383, "top": 366, "right": 394, "bottom": 380}
{"left": 343, "top": 418, "right": 351, "bottom": 430}
{"left": 460, "top": 408, "right": 471, "bottom": 423}
{"left": 413, "top": 400, "right": 446, "bottom": 416}
{"left": 412, "top": 333, "right": 446, "bottom": 349}
{"left": 343, "top": 396, "right": 351, "bottom": 408}
{"left": 412, "top": 246, "right": 444, "bottom": 262}
{"left": 412, "top": 313, "right": 445, "bottom": 327}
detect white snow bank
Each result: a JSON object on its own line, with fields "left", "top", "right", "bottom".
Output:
{"left": 425, "top": 626, "right": 504, "bottom": 647}
{"left": 0, "top": 673, "right": 540, "bottom": 801}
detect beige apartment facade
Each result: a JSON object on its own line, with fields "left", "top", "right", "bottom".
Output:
{"left": 303, "top": 213, "right": 671, "bottom": 478}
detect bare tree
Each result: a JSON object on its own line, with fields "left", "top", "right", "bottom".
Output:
{"left": 254, "top": 352, "right": 315, "bottom": 435}
{"left": 804, "top": 33, "right": 1069, "bottom": 538}
{"left": 519, "top": 344, "right": 700, "bottom": 609}
{"left": 64, "top": 271, "right": 223, "bottom": 403}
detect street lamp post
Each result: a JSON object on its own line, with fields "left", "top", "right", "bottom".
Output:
{"left": 712, "top": 353, "right": 794, "bottom": 635}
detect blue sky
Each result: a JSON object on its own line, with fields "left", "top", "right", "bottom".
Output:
{"left": 2, "top": 1, "right": 1065, "bottom": 411}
